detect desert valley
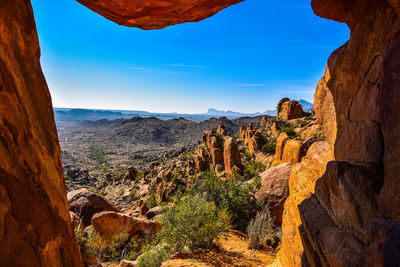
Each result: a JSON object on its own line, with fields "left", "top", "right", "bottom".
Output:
{"left": 1, "top": 0, "right": 400, "bottom": 267}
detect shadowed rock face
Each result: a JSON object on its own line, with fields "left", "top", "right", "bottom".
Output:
{"left": 1, "top": 0, "right": 400, "bottom": 266}
{"left": 75, "top": 0, "right": 244, "bottom": 30}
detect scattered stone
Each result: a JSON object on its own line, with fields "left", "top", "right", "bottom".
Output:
{"left": 91, "top": 211, "right": 161, "bottom": 240}
{"left": 68, "top": 188, "right": 119, "bottom": 227}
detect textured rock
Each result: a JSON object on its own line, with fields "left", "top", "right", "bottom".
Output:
{"left": 68, "top": 188, "right": 119, "bottom": 227}
{"left": 261, "top": 116, "right": 268, "bottom": 127}
{"left": 281, "top": 140, "right": 302, "bottom": 164}
{"left": 365, "top": 219, "right": 400, "bottom": 266}
{"left": 216, "top": 124, "right": 227, "bottom": 136}
{"left": 92, "top": 211, "right": 161, "bottom": 240}
{"left": 0, "top": 1, "right": 82, "bottom": 266}
{"left": 223, "top": 137, "right": 244, "bottom": 176}
{"left": 278, "top": 99, "right": 304, "bottom": 120}
{"left": 76, "top": 0, "right": 243, "bottom": 30}
{"left": 274, "top": 132, "right": 289, "bottom": 163}
{"left": 239, "top": 125, "right": 246, "bottom": 139}
{"left": 145, "top": 206, "right": 162, "bottom": 220}
{"left": 155, "top": 170, "right": 181, "bottom": 204}
{"left": 297, "top": 161, "right": 383, "bottom": 266}
{"left": 126, "top": 167, "right": 138, "bottom": 181}
{"left": 273, "top": 141, "right": 333, "bottom": 267}
{"left": 247, "top": 132, "right": 264, "bottom": 156}
{"left": 314, "top": 77, "right": 336, "bottom": 151}
{"left": 255, "top": 163, "right": 292, "bottom": 225}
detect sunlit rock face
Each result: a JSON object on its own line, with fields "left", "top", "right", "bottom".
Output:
{"left": 75, "top": 0, "right": 244, "bottom": 29}
{"left": 273, "top": 0, "right": 400, "bottom": 266}
{"left": 0, "top": 1, "right": 82, "bottom": 266}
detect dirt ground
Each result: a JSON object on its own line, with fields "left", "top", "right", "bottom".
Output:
{"left": 162, "top": 231, "right": 275, "bottom": 267}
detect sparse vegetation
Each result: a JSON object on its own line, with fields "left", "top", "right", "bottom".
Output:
{"left": 244, "top": 162, "right": 266, "bottom": 179}
{"left": 196, "top": 171, "right": 262, "bottom": 231}
{"left": 137, "top": 243, "right": 169, "bottom": 267}
{"left": 313, "top": 132, "right": 325, "bottom": 139}
{"left": 75, "top": 229, "right": 138, "bottom": 263}
{"left": 89, "top": 145, "right": 107, "bottom": 166}
{"left": 261, "top": 142, "right": 276, "bottom": 154}
{"left": 247, "top": 208, "right": 277, "bottom": 249}
{"left": 279, "top": 127, "right": 297, "bottom": 138}
{"left": 159, "top": 195, "right": 231, "bottom": 252}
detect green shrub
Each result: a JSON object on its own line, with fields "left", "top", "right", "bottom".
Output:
{"left": 84, "top": 231, "right": 138, "bottom": 263}
{"left": 89, "top": 146, "right": 107, "bottom": 166}
{"left": 197, "top": 171, "right": 262, "bottom": 231}
{"left": 261, "top": 142, "right": 276, "bottom": 154}
{"left": 75, "top": 226, "right": 95, "bottom": 261}
{"left": 279, "top": 127, "right": 297, "bottom": 138}
{"left": 137, "top": 244, "right": 169, "bottom": 267}
{"left": 243, "top": 149, "right": 252, "bottom": 162}
{"left": 244, "top": 162, "right": 266, "bottom": 179}
{"left": 313, "top": 132, "right": 325, "bottom": 139}
{"left": 160, "top": 195, "right": 231, "bottom": 252}
{"left": 247, "top": 208, "right": 276, "bottom": 249}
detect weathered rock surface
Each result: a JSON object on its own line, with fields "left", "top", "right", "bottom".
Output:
{"left": 68, "top": 188, "right": 119, "bottom": 227}
{"left": 281, "top": 140, "right": 302, "bottom": 164}
{"left": 76, "top": 0, "right": 243, "bottom": 30}
{"left": 277, "top": 99, "right": 304, "bottom": 121}
{"left": 255, "top": 163, "right": 292, "bottom": 225}
{"left": 274, "top": 132, "right": 289, "bottom": 163}
{"left": 223, "top": 137, "right": 244, "bottom": 176}
{"left": 273, "top": 141, "right": 333, "bottom": 267}
{"left": 0, "top": 1, "right": 82, "bottom": 266}
{"left": 145, "top": 206, "right": 162, "bottom": 220}
{"left": 91, "top": 211, "right": 161, "bottom": 240}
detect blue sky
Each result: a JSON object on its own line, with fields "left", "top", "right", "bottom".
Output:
{"left": 31, "top": 0, "right": 349, "bottom": 114}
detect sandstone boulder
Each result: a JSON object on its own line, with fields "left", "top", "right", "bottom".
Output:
{"left": 275, "top": 132, "right": 289, "bottom": 162}
{"left": 68, "top": 188, "right": 119, "bottom": 227}
{"left": 145, "top": 206, "right": 162, "bottom": 219}
{"left": 125, "top": 167, "right": 138, "bottom": 181}
{"left": 255, "top": 163, "right": 292, "bottom": 225}
{"left": 261, "top": 116, "right": 268, "bottom": 127}
{"left": 223, "top": 137, "right": 244, "bottom": 176}
{"left": 91, "top": 211, "right": 161, "bottom": 240}
{"left": 217, "top": 124, "right": 227, "bottom": 136}
{"left": 273, "top": 141, "right": 333, "bottom": 266}
{"left": 239, "top": 125, "right": 246, "bottom": 139}
{"left": 195, "top": 144, "right": 210, "bottom": 172}
{"left": 278, "top": 99, "right": 304, "bottom": 121}
{"left": 247, "top": 132, "right": 265, "bottom": 156}
{"left": 281, "top": 140, "right": 302, "bottom": 163}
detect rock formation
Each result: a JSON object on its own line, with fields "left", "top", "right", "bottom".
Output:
{"left": 261, "top": 116, "right": 269, "bottom": 127}
{"left": 224, "top": 137, "right": 244, "bottom": 176}
{"left": 277, "top": 99, "right": 304, "bottom": 121}
{"left": 75, "top": 0, "right": 243, "bottom": 30}
{"left": 68, "top": 188, "right": 119, "bottom": 227}
{"left": 0, "top": 1, "right": 82, "bottom": 266}
{"left": 91, "top": 211, "right": 161, "bottom": 240}
{"left": 255, "top": 163, "right": 292, "bottom": 225}
{"left": 2, "top": 0, "right": 400, "bottom": 266}
{"left": 274, "top": 1, "right": 400, "bottom": 265}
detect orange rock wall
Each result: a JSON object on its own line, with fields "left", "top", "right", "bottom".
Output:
{"left": 0, "top": 1, "right": 82, "bottom": 266}
{"left": 274, "top": 0, "right": 400, "bottom": 266}
{"left": 75, "top": 0, "right": 243, "bottom": 30}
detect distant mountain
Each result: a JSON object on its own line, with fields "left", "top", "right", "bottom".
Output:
{"left": 298, "top": 99, "right": 313, "bottom": 111}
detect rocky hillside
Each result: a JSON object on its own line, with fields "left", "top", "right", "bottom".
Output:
{"left": 65, "top": 98, "right": 325, "bottom": 266}
{"left": 59, "top": 115, "right": 265, "bottom": 172}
